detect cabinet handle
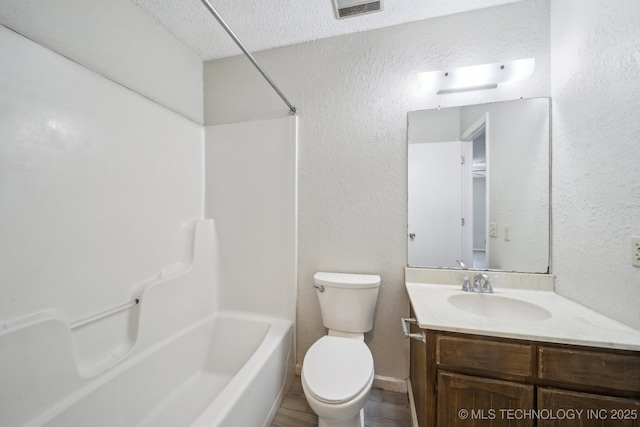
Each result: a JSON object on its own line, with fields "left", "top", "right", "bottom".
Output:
{"left": 401, "top": 317, "right": 426, "bottom": 343}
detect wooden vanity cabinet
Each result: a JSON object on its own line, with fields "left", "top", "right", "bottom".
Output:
{"left": 409, "top": 324, "right": 640, "bottom": 427}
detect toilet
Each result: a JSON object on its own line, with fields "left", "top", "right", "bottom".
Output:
{"left": 302, "top": 272, "right": 380, "bottom": 427}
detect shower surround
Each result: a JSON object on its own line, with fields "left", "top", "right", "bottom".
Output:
{"left": 0, "top": 26, "right": 297, "bottom": 427}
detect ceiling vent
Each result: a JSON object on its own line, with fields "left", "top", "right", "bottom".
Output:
{"left": 332, "top": 0, "right": 383, "bottom": 19}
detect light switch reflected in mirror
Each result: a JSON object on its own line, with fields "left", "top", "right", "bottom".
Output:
{"left": 407, "top": 98, "right": 550, "bottom": 273}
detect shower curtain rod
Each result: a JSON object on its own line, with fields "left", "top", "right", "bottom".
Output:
{"left": 199, "top": 0, "right": 298, "bottom": 115}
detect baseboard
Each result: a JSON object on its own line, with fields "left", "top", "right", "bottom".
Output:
{"left": 407, "top": 378, "right": 419, "bottom": 427}
{"left": 372, "top": 375, "right": 408, "bottom": 393}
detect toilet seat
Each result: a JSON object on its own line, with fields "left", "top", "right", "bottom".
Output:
{"left": 302, "top": 336, "right": 374, "bottom": 404}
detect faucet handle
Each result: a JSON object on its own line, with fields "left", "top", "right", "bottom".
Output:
{"left": 474, "top": 273, "right": 493, "bottom": 293}
{"left": 483, "top": 279, "right": 494, "bottom": 293}
{"left": 462, "top": 276, "right": 472, "bottom": 292}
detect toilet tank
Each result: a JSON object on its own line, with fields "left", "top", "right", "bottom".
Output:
{"left": 314, "top": 272, "right": 380, "bottom": 333}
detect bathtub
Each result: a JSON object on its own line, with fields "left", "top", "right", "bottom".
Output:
{"left": 23, "top": 311, "right": 293, "bottom": 427}
{"left": 1, "top": 221, "right": 294, "bottom": 427}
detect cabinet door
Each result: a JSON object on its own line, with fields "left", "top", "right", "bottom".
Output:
{"left": 538, "top": 388, "right": 640, "bottom": 427}
{"left": 437, "top": 371, "right": 534, "bottom": 427}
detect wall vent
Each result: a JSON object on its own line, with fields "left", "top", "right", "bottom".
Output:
{"left": 332, "top": 0, "right": 383, "bottom": 19}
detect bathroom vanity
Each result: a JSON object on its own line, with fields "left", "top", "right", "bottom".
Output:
{"left": 405, "top": 269, "right": 640, "bottom": 427}
{"left": 410, "top": 327, "right": 640, "bottom": 427}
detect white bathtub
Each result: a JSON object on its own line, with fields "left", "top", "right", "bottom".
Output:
{"left": 25, "top": 311, "right": 293, "bottom": 427}
{"left": 1, "top": 221, "right": 294, "bottom": 427}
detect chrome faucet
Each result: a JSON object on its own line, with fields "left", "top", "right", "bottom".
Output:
{"left": 473, "top": 272, "right": 493, "bottom": 293}
{"left": 456, "top": 259, "right": 493, "bottom": 293}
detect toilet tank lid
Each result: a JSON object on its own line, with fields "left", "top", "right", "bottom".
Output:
{"left": 314, "top": 272, "right": 380, "bottom": 289}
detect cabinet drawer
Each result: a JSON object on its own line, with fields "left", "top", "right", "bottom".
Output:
{"left": 538, "top": 346, "right": 640, "bottom": 393}
{"left": 437, "top": 335, "right": 533, "bottom": 377}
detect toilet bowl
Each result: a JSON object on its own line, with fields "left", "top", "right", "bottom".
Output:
{"left": 303, "top": 272, "right": 380, "bottom": 427}
{"left": 302, "top": 336, "right": 374, "bottom": 427}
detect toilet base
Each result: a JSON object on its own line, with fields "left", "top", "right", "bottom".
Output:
{"left": 318, "top": 409, "right": 364, "bottom": 427}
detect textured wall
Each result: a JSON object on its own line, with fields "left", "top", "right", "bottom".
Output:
{"left": 551, "top": 0, "right": 640, "bottom": 329}
{"left": 204, "top": 1, "right": 550, "bottom": 383}
{"left": 0, "top": 0, "right": 204, "bottom": 123}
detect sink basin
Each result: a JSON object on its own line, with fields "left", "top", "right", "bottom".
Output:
{"left": 447, "top": 293, "right": 552, "bottom": 321}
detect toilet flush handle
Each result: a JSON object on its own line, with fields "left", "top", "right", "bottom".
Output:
{"left": 313, "top": 284, "right": 325, "bottom": 292}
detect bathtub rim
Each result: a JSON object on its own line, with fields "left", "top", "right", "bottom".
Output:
{"left": 21, "top": 310, "right": 293, "bottom": 427}
{"left": 190, "top": 311, "right": 294, "bottom": 427}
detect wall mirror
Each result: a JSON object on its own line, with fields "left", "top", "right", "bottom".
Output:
{"left": 407, "top": 98, "right": 550, "bottom": 273}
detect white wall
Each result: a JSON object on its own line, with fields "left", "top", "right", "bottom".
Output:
{"left": 551, "top": 0, "right": 640, "bottom": 329}
{"left": 0, "top": 0, "right": 204, "bottom": 124}
{"left": 204, "top": 0, "right": 550, "bottom": 384}
{"left": 204, "top": 117, "right": 298, "bottom": 323}
{"left": 0, "top": 27, "right": 204, "bottom": 324}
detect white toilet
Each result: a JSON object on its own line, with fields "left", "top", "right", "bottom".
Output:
{"left": 302, "top": 272, "right": 380, "bottom": 427}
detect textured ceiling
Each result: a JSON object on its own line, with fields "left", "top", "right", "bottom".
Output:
{"left": 131, "top": 0, "right": 522, "bottom": 61}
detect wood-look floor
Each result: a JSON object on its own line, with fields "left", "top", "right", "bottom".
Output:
{"left": 270, "top": 376, "right": 412, "bottom": 427}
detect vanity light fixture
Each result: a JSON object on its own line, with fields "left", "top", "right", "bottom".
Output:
{"left": 419, "top": 58, "right": 535, "bottom": 95}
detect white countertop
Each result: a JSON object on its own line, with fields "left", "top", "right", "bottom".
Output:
{"left": 406, "top": 281, "right": 640, "bottom": 351}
